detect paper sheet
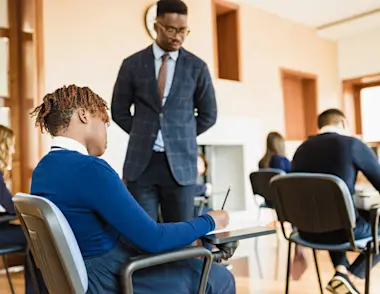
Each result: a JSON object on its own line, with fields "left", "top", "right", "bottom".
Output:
{"left": 206, "top": 221, "right": 261, "bottom": 235}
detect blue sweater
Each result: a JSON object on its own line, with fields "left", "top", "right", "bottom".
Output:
{"left": 31, "top": 151, "right": 215, "bottom": 258}
{"left": 270, "top": 155, "right": 291, "bottom": 173}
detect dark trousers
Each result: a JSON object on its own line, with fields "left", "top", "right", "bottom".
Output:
{"left": 85, "top": 238, "right": 235, "bottom": 294}
{"left": 300, "top": 216, "right": 380, "bottom": 279}
{"left": 127, "top": 152, "right": 195, "bottom": 222}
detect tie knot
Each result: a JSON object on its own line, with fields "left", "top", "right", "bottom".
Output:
{"left": 162, "top": 53, "right": 169, "bottom": 62}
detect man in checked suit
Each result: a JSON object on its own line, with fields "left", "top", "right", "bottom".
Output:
{"left": 111, "top": 0, "right": 217, "bottom": 222}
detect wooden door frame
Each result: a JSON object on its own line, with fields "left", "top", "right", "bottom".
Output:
{"left": 280, "top": 68, "right": 318, "bottom": 140}
{"left": 211, "top": 0, "right": 242, "bottom": 81}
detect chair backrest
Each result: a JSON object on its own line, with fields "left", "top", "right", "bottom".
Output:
{"left": 249, "top": 168, "right": 285, "bottom": 202}
{"left": 13, "top": 193, "right": 88, "bottom": 294}
{"left": 270, "top": 173, "right": 356, "bottom": 235}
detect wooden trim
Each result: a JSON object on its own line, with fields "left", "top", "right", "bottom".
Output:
{"left": 280, "top": 68, "right": 317, "bottom": 80}
{"left": 353, "top": 85, "right": 362, "bottom": 135}
{"left": 214, "top": 0, "right": 239, "bottom": 11}
{"left": 22, "top": 32, "right": 33, "bottom": 41}
{"left": 0, "top": 28, "right": 10, "bottom": 38}
{"left": 8, "top": 0, "right": 23, "bottom": 193}
{"left": 35, "top": 0, "right": 45, "bottom": 159}
{"left": 236, "top": 6, "right": 242, "bottom": 82}
{"left": 211, "top": 0, "right": 219, "bottom": 78}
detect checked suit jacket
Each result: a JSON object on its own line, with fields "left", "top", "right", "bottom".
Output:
{"left": 111, "top": 45, "right": 217, "bottom": 186}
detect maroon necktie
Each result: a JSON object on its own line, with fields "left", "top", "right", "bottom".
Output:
{"left": 157, "top": 53, "right": 169, "bottom": 103}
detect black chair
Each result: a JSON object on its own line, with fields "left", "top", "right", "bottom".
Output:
{"left": 270, "top": 173, "right": 380, "bottom": 294}
{"left": 0, "top": 245, "right": 25, "bottom": 294}
{"left": 250, "top": 168, "right": 285, "bottom": 215}
{"left": 249, "top": 169, "right": 284, "bottom": 278}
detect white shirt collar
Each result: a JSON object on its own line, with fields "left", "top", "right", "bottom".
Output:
{"left": 318, "top": 125, "right": 346, "bottom": 136}
{"left": 152, "top": 42, "right": 179, "bottom": 61}
{"left": 51, "top": 136, "right": 89, "bottom": 155}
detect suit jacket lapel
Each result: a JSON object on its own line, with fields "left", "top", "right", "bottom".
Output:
{"left": 164, "top": 49, "right": 187, "bottom": 109}
{"left": 142, "top": 45, "right": 161, "bottom": 111}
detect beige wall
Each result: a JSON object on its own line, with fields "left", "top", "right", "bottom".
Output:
{"left": 338, "top": 27, "right": 380, "bottom": 79}
{"left": 40, "top": 0, "right": 341, "bottom": 171}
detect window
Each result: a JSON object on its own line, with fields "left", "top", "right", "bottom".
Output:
{"left": 213, "top": 0, "right": 240, "bottom": 81}
{"left": 360, "top": 86, "right": 380, "bottom": 142}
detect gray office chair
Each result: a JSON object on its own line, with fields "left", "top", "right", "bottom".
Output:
{"left": 13, "top": 193, "right": 213, "bottom": 294}
{"left": 270, "top": 173, "right": 380, "bottom": 294}
{"left": 249, "top": 168, "right": 285, "bottom": 278}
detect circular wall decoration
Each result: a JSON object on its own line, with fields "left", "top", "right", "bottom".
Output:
{"left": 145, "top": 4, "right": 157, "bottom": 40}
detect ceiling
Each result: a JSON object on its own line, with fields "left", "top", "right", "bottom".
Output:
{"left": 241, "top": 0, "right": 380, "bottom": 27}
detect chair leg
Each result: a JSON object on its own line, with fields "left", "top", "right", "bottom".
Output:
{"left": 26, "top": 248, "right": 40, "bottom": 294}
{"left": 313, "top": 250, "right": 323, "bottom": 294}
{"left": 365, "top": 243, "right": 373, "bottom": 294}
{"left": 285, "top": 242, "right": 292, "bottom": 294}
{"left": 2, "top": 255, "right": 15, "bottom": 294}
{"left": 254, "top": 207, "right": 263, "bottom": 279}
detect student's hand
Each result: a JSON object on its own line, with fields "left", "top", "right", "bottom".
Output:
{"left": 207, "top": 210, "right": 230, "bottom": 230}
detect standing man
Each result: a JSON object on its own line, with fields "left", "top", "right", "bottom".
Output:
{"left": 111, "top": 0, "right": 217, "bottom": 223}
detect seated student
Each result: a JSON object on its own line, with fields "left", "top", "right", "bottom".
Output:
{"left": 0, "top": 125, "right": 26, "bottom": 250}
{"left": 29, "top": 85, "right": 235, "bottom": 294}
{"left": 258, "top": 131, "right": 306, "bottom": 280}
{"left": 259, "top": 132, "right": 291, "bottom": 178}
{"left": 292, "top": 108, "right": 380, "bottom": 294}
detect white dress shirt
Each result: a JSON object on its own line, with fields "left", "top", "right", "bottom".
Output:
{"left": 152, "top": 42, "right": 179, "bottom": 152}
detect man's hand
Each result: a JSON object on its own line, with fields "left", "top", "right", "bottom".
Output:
{"left": 207, "top": 210, "right": 230, "bottom": 230}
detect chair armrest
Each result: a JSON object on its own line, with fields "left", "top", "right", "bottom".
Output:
{"left": 370, "top": 204, "right": 380, "bottom": 255}
{"left": 122, "top": 246, "right": 213, "bottom": 294}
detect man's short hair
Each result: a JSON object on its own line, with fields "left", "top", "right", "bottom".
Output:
{"left": 317, "top": 108, "right": 346, "bottom": 129}
{"left": 157, "top": 0, "right": 188, "bottom": 17}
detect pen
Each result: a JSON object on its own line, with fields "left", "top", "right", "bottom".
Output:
{"left": 221, "top": 185, "right": 231, "bottom": 210}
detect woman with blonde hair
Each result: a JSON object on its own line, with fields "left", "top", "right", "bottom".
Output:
{"left": 0, "top": 125, "right": 17, "bottom": 214}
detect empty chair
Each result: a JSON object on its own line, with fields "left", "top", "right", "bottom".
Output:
{"left": 13, "top": 193, "right": 213, "bottom": 294}
{"left": 250, "top": 168, "right": 285, "bottom": 210}
{"left": 249, "top": 168, "right": 284, "bottom": 279}
{"left": 270, "top": 173, "right": 380, "bottom": 294}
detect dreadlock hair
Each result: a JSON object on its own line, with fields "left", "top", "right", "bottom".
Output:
{"left": 157, "top": 0, "right": 188, "bottom": 17}
{"left": 30, "top": 85, "right": 109, "bottom": 136}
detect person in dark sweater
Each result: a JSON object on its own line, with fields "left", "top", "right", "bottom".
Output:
{"left": 292, "top": 109, "right": 380, "bottom": 294}
{"left": 0, "top": 125, "right": 26, "bottom": 247}
{"left": 29, "top": 85, "right": 235, "bottom": 294}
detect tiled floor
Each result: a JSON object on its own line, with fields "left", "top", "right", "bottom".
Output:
{"left": 1, "top": 211, "right": 379, "bottom": 293}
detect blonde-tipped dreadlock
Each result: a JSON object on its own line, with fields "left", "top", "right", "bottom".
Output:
{"left": 31, "top": 85, "right": 109, "bottom": 136}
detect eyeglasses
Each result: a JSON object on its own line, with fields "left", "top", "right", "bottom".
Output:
{"left": 156, "top": 22, "right": 190, "bottom": 37}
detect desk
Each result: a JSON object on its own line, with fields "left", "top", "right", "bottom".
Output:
{"left": 0, "top": 214, "right": 17, "bottom": 224}
{"left": 355, "top": 190, "right": 380, "bottom": 210}
{"left": 204, "top": 226, "right": 276, "bottom": 245}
